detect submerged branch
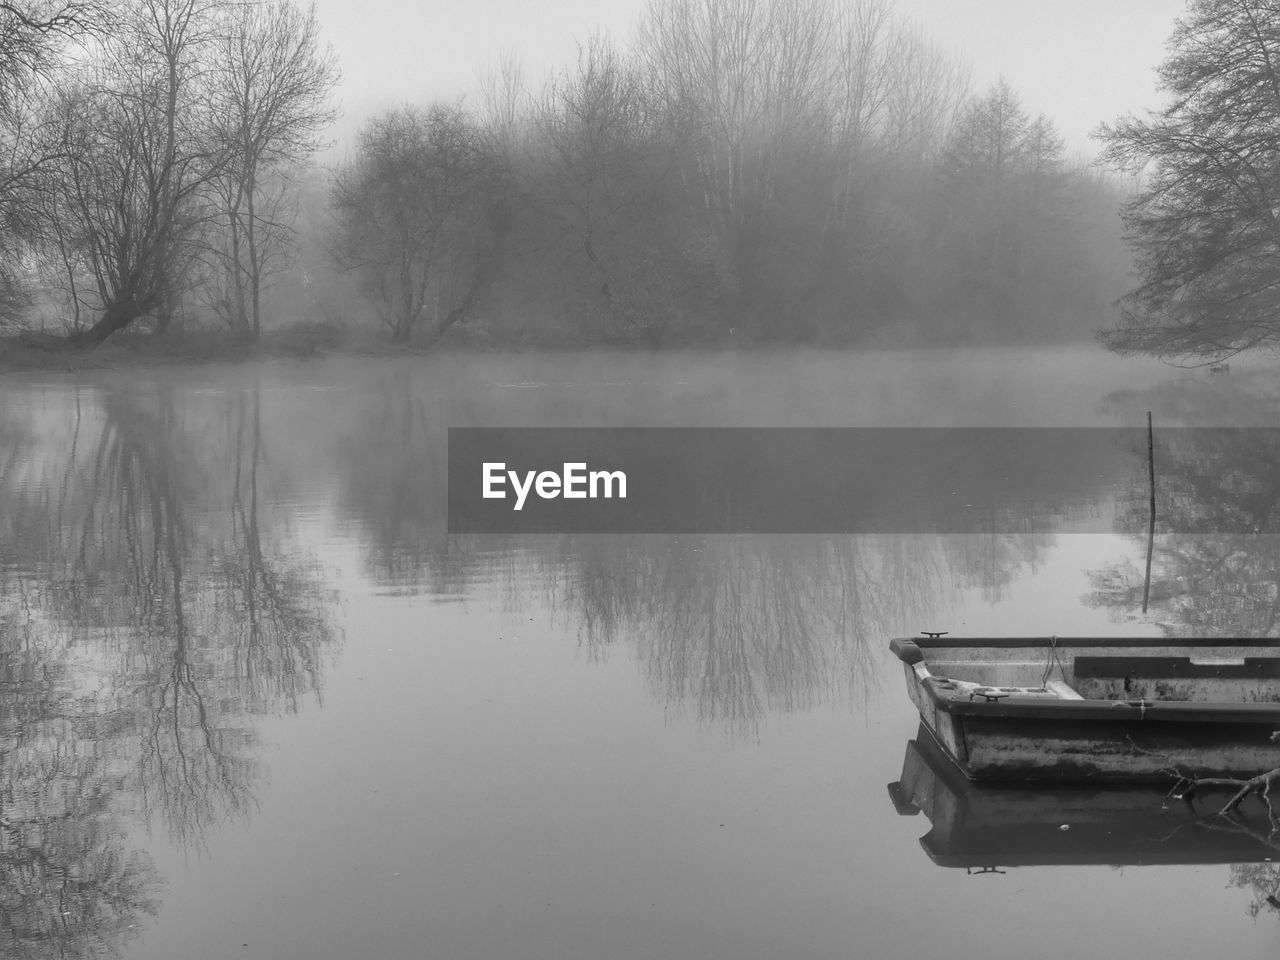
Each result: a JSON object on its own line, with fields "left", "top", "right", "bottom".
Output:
{"left": 1171, "top": 732, "right": 1280, "bottom": 819}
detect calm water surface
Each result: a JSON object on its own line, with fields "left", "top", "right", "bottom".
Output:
{"left": 1, "top": 346, "right": 1279, "bottom": 959}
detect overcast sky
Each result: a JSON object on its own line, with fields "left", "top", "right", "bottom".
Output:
{"left": 312, "top": 0, "right": 1188, "bottom": 159}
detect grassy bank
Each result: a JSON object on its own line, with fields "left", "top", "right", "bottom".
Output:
{"left": 0, "top": 316, "right": 1114, "bottom": 373}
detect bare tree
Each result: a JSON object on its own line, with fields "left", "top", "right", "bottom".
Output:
{"left": 52, "top": 0, "right": 224, "bottom": 343}
{"left": 205, "top": 0, "right": 338, "bottom": 337}
{"left": 943, "top": 77, "right": 1030, "bottom": 183}
{"left": 532, "top": 35, "right": 667, "bottom": 326}
{"left": 1097, "top": 0, "right": 1280, "bottom": 359}
{"left": 0, "top": 1, "right": 105, "bottom": 104}
{"left": 0, "top": 0, "right": 107, "bottom": 328}
{"left": 479, "top": 48, "right": 530, "bottom": 160}
{"left": 637, "top": 0, "right": 835, "bottom": 304}
{"left": 331, "top": 104, "right": 504, "bottom": 343}
{"left": 634, "top": 0, "right": 966, "bottom": 335}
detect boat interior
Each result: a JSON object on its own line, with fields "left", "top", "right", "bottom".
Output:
{"left": 903, "top": 639, "right": 1280, "bottom": 703}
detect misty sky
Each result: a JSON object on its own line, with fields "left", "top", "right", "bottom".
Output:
{"left": 313, "top": 0, "right": 1187, "bottom": 158}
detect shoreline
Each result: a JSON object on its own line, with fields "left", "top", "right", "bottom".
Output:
{"left": 0, "top": 324, "right": 1107, "bottom": 373}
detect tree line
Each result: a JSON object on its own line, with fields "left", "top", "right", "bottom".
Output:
{"left": 1, "top": 0, "right": 1133, "bottom": 348}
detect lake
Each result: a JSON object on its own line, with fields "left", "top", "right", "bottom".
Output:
{"left": 2, "top": 345, "right": 1279, "bottom": 959}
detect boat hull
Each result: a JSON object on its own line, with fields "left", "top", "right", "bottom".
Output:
{"left": 888, "top": 730, "right": 1280, "bottom": 866}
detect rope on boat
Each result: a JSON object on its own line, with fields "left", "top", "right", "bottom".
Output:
{"left": 1039, "top": 634, "right": 1068, "bottom": 689}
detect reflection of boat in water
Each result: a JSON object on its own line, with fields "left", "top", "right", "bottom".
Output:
{"left": 888, "top": 730, "right": 1278, "bottom": 867}
{"left": 891, "top": 635, "right": 1280, "bottom": 782}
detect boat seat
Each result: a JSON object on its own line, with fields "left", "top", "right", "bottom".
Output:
{"left": 1044, "top": 680, "right": 1084, "bottom": 700}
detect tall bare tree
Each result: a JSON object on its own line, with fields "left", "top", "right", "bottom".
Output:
{"left": 532, "top": 35, "right": 671, "bottom": 329}
{"left": 1097, "top": 0, "right": 1280, "bottom": 359}
{"left": 635, "top": 0, "right": 965, "bottom": 335}
{"left": 205, "top": 0, "right": 338, "bottom": 337}
{"left": 479, "top": 49, "right": 530, "bottom": 160}
{"left": 332, "top": 104, "right": 504, "bottom": 343}
{"left": 637, "top": 0, "right": 834, "bottom": 311}
{"left": 53, "top": 0, "right": 223, "bottom": 343}
{"left": 0, "top": 0, "right": 106, "bottom": 327}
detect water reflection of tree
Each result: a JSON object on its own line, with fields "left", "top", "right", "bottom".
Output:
{"left": 576, "top": 537, "right": 904, "bottom": 733}
{"left": 0, "top": 378, "right": 336, "bottom": 954}
{"left": 326, "top": 365, "right": 1060, "bottom": 733}
{"left": 223, "top": 384, "right": 331, "bottom": 713}
{"left": 554, "top": 534, "right": 1052, "bottom": 735}
{"left": 1094, "top": 534, "right": 1280, "bottom": 635}
{"left": 1092, "top": 380, "right": 1280, "bottom": 633}
{"left": 0, "top": 582, "right": 163, "bottom": 959}
{"left": 342, "top": 478, "right": 1048, "bottom": 739}
{"left": 1230, "top": 863, "right": 1280, "bottom": 919}
{"left": 1196, "top": 813, "right": 1280, "bottom": 919}
{"left": 1092, "top": 379, "right": 1280, "bottom": 921}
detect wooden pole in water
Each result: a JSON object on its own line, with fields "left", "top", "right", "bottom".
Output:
{"left": 1143, "top": 411, "right": 1155, "bottom": 614}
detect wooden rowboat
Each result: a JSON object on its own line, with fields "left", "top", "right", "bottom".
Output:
{"left": 890, "top": 635, "right": 1280, "bottom": 783}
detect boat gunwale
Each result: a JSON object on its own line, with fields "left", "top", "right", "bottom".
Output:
{"left": 892, "top": 636, "right": 1280, "bottom": 651}
{"left": 891, "top": 636, "right": 1280, "bottom": 724}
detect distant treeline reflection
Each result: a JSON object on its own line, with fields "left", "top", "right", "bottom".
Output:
{"left": 1091, "top": 378, "right": 1280, "bottom": 636}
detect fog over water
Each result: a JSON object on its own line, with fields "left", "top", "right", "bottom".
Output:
{"left": 3, "top": 346, "right": 1280, "bottom": 959}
